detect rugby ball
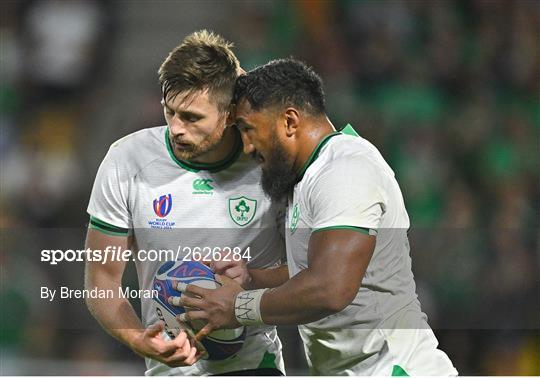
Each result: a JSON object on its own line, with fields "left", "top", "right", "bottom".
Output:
{"left": 152, "top": 260, "right": 246, "bottom": 360}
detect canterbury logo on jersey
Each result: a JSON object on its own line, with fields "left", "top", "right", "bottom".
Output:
{"left": 192, "top": 179, "right": 214, "bottom": 194}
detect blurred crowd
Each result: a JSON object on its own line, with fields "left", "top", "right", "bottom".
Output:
{"left": 1, "top": 0, "right": 538, "bottom": 375}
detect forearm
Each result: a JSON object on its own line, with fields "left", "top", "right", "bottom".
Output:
{"left": 84, "top": 230, "right": 144, "bottom": 348}
{"left": 246, "top": 265, "right": 289, "bottom": 289}
{"left": 200, "top": 224, "right": 374, "bottom": 331}
{"left": 258, "top": 268, "right": 338, "bottom": 325}
{"left": 254, "top": 231, "right": 374, "bottom": 326}
{"left": 85, "top": 273, "right": 144, "bottom": 350}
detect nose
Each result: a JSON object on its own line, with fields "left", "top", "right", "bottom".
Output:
{"left": 168, "top": 115, "right": 187, "bottom": 137}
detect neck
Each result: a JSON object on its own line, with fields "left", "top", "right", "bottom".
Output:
{"left": 294, "top": 116, "right": 336, "bottom": 174}
{"left": 192, "top": 126, "right": 238, "bottom": 164}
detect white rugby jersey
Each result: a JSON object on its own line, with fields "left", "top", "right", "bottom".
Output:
{"left": 87, "top": 126, "right": 286, "bottom": 375}
{"left": 285, "top": 126, "right": 456, "bottom": 375}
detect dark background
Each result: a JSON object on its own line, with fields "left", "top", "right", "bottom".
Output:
{"left": 1, "top": 0, "right": 539, "bottom": 375}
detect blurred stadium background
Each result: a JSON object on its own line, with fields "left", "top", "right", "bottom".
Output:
{"left": 1, "top": 0, "right": 539, "bottom": 375}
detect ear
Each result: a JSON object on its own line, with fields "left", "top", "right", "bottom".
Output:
{"left": 284, "top": 108, "right": 300, "bottom": 137}
{"left": 225, "top": 104, "right": 236, "bottom": 127}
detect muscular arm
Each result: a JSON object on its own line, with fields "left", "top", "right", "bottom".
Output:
{"left": 259, "top": 229, "right": 375, "bottom": 325}
{"left": 84, "top": 229, "right": 142, "bottom": 348}
{"left": 85, "top": 228, "right": 199, "bottom": 366}
{"left": 246, "top": 265, "right": 289, "bottom": 289}
{"left": 181, "top": 228, "right": 375, "bottom": 329}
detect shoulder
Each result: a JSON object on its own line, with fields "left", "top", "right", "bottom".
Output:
{"left": 325, "top": 134, "right": 387, "bottom": 165}
{"left": 101, "top": 126, "right": 167, "bottom": 176}
{"left": 306, "top": 134, "right": 391, "bottom": 185}
{"left": 107, "top": 126, "right": 165, "bottom": 156}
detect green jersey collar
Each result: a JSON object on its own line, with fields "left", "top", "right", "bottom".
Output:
{"left": 296, "top": 131, "right": 341, "bottom": 181}
{"left": 340, "top": 123, "right": 359, "bottom": 137}
{"left": 165, "top": 127, "right": 242, "bottom": 173}
{"left": 296, "top": 124, "right": 359, "bottom": 182}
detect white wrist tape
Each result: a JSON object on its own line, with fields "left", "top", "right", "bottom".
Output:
{"left": 234, "top": 289, "right": 268, "bottom": 326}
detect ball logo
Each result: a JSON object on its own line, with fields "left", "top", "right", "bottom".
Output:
{"left": 153, "top": 194, "right": 173, "bottom": 218}
{"left": 153, "top": 261, "right": 246, "bottom": 360}
{"left": 174, "top": 263, "right": 209, "bottom": 278}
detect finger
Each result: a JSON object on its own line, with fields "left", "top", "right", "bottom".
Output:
{"left": 177, "top": 310, "right": 207, "bottom": 324}
{"left": 168, "top": 295, "right": 182, "bottom": 307}
{"left": 168, "top": 295, "right": 203, "bottom": 309}
{"left": 174, "top": 282, "right": 208, "bottom": 297}
{"left": 174, "top": 281, "right": 188, "bottom": 292}
{"left": 156, "top": 343, "right": 177, "bottom": 358}
{"left": 209, "top": 251, "right": 223, "bottom": 271}
{"left": 195, "top": 349, "right": 208, "bottom": 360}
{"left": 145, "top": 321, "right": 165, "bottom": 337}
{"left": 154, "top": 338, "right": 182, "bottom": 356}
{"left": 183, "top": 295, "right": 205, "bottom": 309}
{"left": 183, "top": 328, "right": 209, "bottom": 360}
{"left": 224, "top": 266, "right": 242, "bottom": 280}
{"left": 172, "top": 330, "right": 188, "bottom": 347}
{"left": 195, "top": 324, "right": 213, "bottom": 341}
{"left": 165, "top": 343, "right": 194, "bottom": 367}
{"left": 179, "top": 343, "right": 198, "bottom": 366}
{"left": 184, "top": 345, "right": 198, "bottom": 365}
{"left": 215, "top": 260, "right": 246, "bottom": 274}
{"left": 212, "top": 260, "right": 236, "bottom": 275}
{"left": 175, "top": 313, "right": 189, "bottom": 327}
{"left": 214, "top": 273, "right": 238, "bottom": 286}
{"left": 180, "top": 333, "right": 191, "bottom": 356}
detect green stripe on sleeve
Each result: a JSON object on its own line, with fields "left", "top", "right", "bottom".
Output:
{"left": 89, "top": 216, "right": 129, "bottom": 236}
{"left": 312, "top": 225, "right": 372, "bottom": 235}
{"left": 88, "top": 225, "right": 128, "bottom": 237}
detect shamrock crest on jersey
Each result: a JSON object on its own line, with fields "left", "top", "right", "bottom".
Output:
{"left": 228, "top": 196, "right": 257, "bottom": 226}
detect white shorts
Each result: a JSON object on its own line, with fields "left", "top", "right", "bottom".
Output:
{"left": 301, "top": 326, "right": 458, "bottom": 376}
{"left": 365, "top": 328, "right": 458, "bottom": 376}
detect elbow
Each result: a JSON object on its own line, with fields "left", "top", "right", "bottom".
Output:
{"left": 318, "top": 283, "right": 357, "bottom": 314}
{"left": 321, "top": 296, "right": 353, "bottom": 314}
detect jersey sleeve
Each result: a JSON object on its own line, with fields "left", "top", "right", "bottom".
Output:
{"left": 309, "top": 157, "right": 384, "bottom": 234}
{"left": 87, "top": 145, "right": 132, "bottom": 236}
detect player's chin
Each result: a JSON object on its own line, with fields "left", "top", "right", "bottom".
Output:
{"left": 174, "top": 149, "right": 197, "bottom": 161}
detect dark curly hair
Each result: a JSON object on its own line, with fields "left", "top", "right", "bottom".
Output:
{"left": 233, "top": 58, "right": 326, "bottom": 116}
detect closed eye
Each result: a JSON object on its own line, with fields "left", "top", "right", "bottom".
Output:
{"left": 180, "top": 112, "right": 202, "bottom": 123}
{"left": 237, "top": 122, "right": 253, "bottom": 132}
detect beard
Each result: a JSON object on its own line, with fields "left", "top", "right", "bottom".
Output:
{"left": 260, "top": 137, "right": 297, "bottom": 202}
{"left": 170, "top": 122, "right": 226, "bottom": 161}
